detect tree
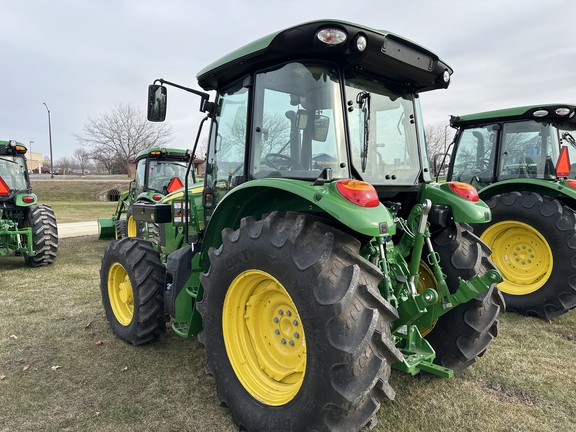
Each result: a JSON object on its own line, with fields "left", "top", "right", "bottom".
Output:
{"left": 55, "top": 156, "right": 74, "bottom": 175}
{"left": 425, "top": 124, "right": 454, "bottom": 175}
{"left": 73, "top": 148, "right": 91, "bottom": 175}
{"left": 75, "top": 103, "right": 173, "bottom": 176}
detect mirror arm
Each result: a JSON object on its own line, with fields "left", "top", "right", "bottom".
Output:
{"left": 153, "top": 78, "right": 214, "bottom": 114}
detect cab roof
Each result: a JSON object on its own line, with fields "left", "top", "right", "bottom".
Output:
{"left": 196, "top": 19, "right": 452, "bottom": 93}
{"left": 451, "top": 103, "right": 576, "bottom": 128}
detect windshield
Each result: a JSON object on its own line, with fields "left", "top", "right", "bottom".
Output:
{"left": 0, "top": 156, "right": 28, "bottom": 193}
{"left": 142, "top": 159, "right": 191, "bottom": 194}
{"left": 345, "top": 72, "right": 421, "bottom": 185}
{"left": 249, "top": 62, "right": 348, "bottom": 180}
{"left": 498, "top": 121, "right": 560, "bottom": 180}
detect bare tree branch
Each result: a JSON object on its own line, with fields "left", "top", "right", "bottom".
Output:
{"left": 75, "top": 103, "right": 173, "bottom": 176}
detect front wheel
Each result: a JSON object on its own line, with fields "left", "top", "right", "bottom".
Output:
{"left": 424, "top": 222, "right": 504, "bottom": 373}
{"left": 198, "top": 212, "right": 402, "bottom": 432}
{"left": 100, "top": 238, "right": 166, "bottom": 345}
{"left": 23, "top": 204, "right": 58, "bottom": 267}
{"left": 472, "top": 191, "right": 576, "bottom": 319}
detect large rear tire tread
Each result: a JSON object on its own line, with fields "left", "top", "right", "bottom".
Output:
{"left": 427, "top": 222, "right": 504, "bottom": 373}
{"left": 24, "top": 203, "right": 58, "bottom": 267}
{"left": 197, "top": 211, "right": 402, "bottom": 432}
{"left": 115, "top": 219, "right": 128, "bottom": 239}
{"left": 100, "top": 237, "right": 166, "bottom": 345}
{"left": 473, "top": 191, "right": 576, "bottom": 319}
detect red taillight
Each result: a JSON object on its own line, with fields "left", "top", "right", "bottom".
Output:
{"left": 567, "top": 179, "right": 576, "bottom": 189}
{"left": 0, "top": 176, "right": 9, "bottom": 196}
{"left": 167, "top": 177, "right": 184, "bottom": 194}
{"left": 152, "top": 194, "right": 163, "bottom": 201}
{"left": 556, "top": 146, "right": 571, "bottom": 177}
{"left": 336, "top": 180, "right": 380, "bottom": 207}
{"left": 22, "top": 196, "right": 35, "bottom": 203}
{"left": 449, "top": 181, "right": 479, "bottom": 202}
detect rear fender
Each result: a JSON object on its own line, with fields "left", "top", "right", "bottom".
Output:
{"left": 477, "top": 178, "right": 576, "bottom": 202}
{"left": 14, "top": 193, "right": 38, "bottom": 207}
{"left": 199, "top": 178, "right": 396, "bottom": 268}
{"left": 420, "top": 182, "right": 491, "bottom": 223}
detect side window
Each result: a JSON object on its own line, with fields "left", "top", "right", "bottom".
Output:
{"left": 206, "top": 82, "right": 249, "bottom": 204}
{"left": 135, "top": 159, "right": 146, "bottom": 195}
{"left": 452, "top": 125, "right": 497, "bottom": 184}
{"left": 451, "top": 125, "right": 495, "bottom": 185}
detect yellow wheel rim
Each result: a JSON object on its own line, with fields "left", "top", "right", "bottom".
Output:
{"left": 107, "top": 262, "right": 134, "bottom": 326}
{"left": 481, "top": 221, "right": 552, "bottom": 296}
{"left": 223, "top": 270, "right": 306, "bottom": 406}
{"left": 416, "top": 261, "right": 439, "bottom": 337}
{"left": 127, "top": 215, "right": 137, "bottom": 237}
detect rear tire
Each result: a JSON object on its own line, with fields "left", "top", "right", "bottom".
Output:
{"left": 23, "top": 204, "right": 58, "bottom": 267}
{"left": 473, "top": 192, "right": 576, "bottom": 319}
{"left": 100, "top": 238, "right": 166, "bottom": 345}
{"left": 425, "top": 222, "right": 504, "bottom": 372}
{"left": 198, "top": 212, "right": 402, "bottom": 432}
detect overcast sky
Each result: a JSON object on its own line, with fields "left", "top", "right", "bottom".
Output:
{"left": 2, "top": 0, "right": 574, "bottom": 161}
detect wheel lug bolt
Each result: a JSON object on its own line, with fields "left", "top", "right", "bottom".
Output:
{"left": 286, "top": 310, "right": 292, "bottom": 316}
{"left": 278, "top": 309, "right": 284, "bottom": 315}
{"left": 289, "top": 340, "right": 294, "bottom": 346}
{"left": 293, "top": 320, "right": 298, "bottom": 326}
{"left": 522, "top": 261, "right": 525, "bottom": 265}
{"left": 275, "top": 329, "right": 280, "bottom": 335}
{"left": 294, "top": 332, "right": 300, "bottom": 338}
{"left": 513, "top": 252, "right": 517, "bottom": 256}
{"left": 522, "top": 245, "right": 526, "bottom": 249}
{"left": 274, "top": 317, "right": 279, "bottom": 323}
{"left": 516, "top": 258, "right": 519, "bottom": 261}
{"left": 281, "top": 338, "right": 286, "bottom": 344}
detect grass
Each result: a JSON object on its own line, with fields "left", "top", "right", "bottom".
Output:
{"left": 1, "top": 179, "right": 575, "bottom": 431}
{"left": 30, "top": 179, "right": 130, "bottom": 223}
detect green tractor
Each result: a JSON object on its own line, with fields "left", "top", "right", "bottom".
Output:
{"left": 444, "top": 103, "right": 576, "bottom": 319}
{"left": 97, "top": 147, "right": 200, "bottom": 240}
{"left": 0, "top": 140, "right": 58, "bottom": 266}
{"left": 100, "top": 20, "right": 503, "bottom": 431}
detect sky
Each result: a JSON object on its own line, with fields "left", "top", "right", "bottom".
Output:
{"left": 2, "top": 0, "right": 575, "bottom": 162}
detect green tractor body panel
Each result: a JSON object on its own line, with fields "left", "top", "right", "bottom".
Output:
{"left": 0, "top": 140, "right": 58, "bottom": 264}
{"left": 446, "top": 103, "right": 576, "bottom": 319}
{"left": 101, "top": 20, "right": 506, "bottom": 431}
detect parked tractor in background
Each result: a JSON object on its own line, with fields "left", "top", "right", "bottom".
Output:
{"left": 444, "top": 104, "right": 576, "bottom": 319}
{"left": 98, "top": 147, "right": 200, "bottom": 240}
{"left": 100, "top": 20, "right": 503, "bottom": 431}
{"left": 0, "top": 140, "right": 58, "bottom": 266}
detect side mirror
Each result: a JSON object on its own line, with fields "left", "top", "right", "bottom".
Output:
{"left": 147, "top": 85, "right": 167, "bottom": 122}
{"left": 313, "top": 115, "right": 329, "bottom": 142}
{"left": 295, "top": 110, "right": 329, "bottom": 142}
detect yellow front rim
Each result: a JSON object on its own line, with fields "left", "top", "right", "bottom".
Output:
{"left": 223, "top": 270, "right": 306, "bottom": 406}
{"left": 481, "top": 221, "right": 552, "bottom": 296}
{"left": 127, "top": 215, "right": 137, "bottom": 237}
{"left": 107, "top": 262, "right": 134, "bottom": 326}
{"left": 417, "top": 261, "right": 439, "bottom": 337}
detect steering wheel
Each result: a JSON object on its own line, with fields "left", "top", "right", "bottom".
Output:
{"left": 264, "top": 153, "right": 305, "bottom": 170}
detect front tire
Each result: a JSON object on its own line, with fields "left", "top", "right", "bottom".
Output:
{"left": 425, "top": 222, "right": 504, "bottom": 372}
{"left": 473, "top": 192, "right": 576, "bottom": 319}
{"left": 198, "top": 212, "right": 402, "bottom": 432}
{"left": 100, "top": 238, "right": 166, "bottom": 345}
{"left": 23, "top": 204, "right": 58, "bottom": 267}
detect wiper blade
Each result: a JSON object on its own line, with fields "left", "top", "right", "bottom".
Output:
{"left": 356, "top": 91, "right": 371, "bottom": 173}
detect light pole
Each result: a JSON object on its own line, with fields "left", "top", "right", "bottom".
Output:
{"left": 29, "top": 141, "right": 34, "bottom": 173}
{"left": 444, "top": 124, "right": 449, "bottom": 153}
{"left": 43, "top": 103, "right": 54, "bottom": 179}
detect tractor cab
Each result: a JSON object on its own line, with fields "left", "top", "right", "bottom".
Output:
{"left": 447, "top": 104, "right": 576, "bottom": 190}
{"left": 133, "top": 148, "right": 193, "bottom": 200}
{"left": 0, "top": 140, "right": 31, "bottom": 200}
